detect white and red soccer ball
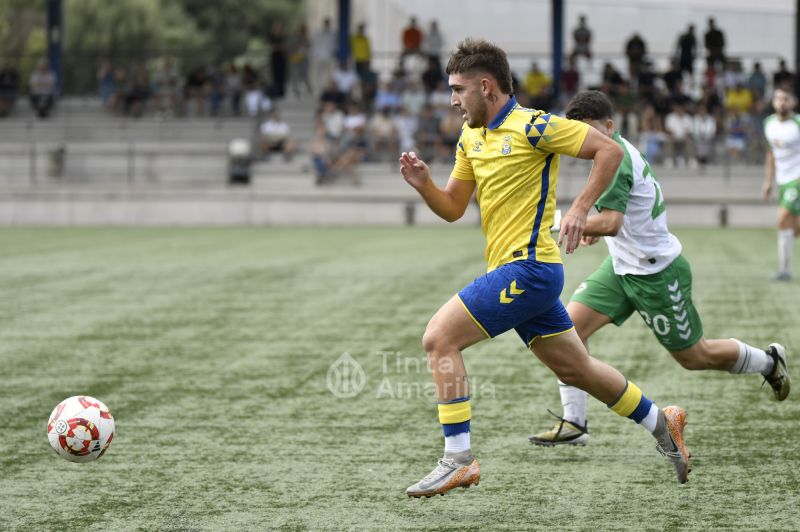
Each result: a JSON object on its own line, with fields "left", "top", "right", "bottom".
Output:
{"left": 46, "top": 396, "right": 115, "bottom": 462}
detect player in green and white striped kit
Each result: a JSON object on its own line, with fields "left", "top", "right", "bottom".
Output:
{"left": 530, "top": 91, "right": 790, "bottom": 447}
{"left": 762, "top": 87, "right": 800, "bottom": 281}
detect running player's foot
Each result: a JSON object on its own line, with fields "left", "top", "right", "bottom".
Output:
{"left": 765, "top": 343, "right": 790, "bottom": 401}
{"left": 528, "top": 410, "right": 589, "bottom": 446}
{"left": 772, "top": 271, "right": 792, "bottom": 282}
{"left": 654, "top": 406, "right": 691, "bottom": 485}
{"left": 406, "top": 451, "right": 480, "bottom": 498}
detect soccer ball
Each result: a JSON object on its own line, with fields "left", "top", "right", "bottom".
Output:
{"left": 46, "top": 396, "right": 115, "bottom": 462}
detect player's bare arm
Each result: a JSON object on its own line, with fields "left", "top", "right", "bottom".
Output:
{"left": 558, "top": 127, "right": 624, "bottom": 254}
{"left": 400, "top": 151, "right": 475, "bottom": 222}
{"left": 583, "top": 208, "right": 624, "bottom": 237}
{"left": 763, "top": 148, "right": 775, "bottom": 200}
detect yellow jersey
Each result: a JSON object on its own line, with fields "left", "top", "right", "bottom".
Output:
{"left": 451, "top": 96, "right": 590, "bottom": 271}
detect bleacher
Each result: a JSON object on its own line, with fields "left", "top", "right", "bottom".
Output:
{"left": 0, "top": 95, "right": 774, "bottom": 227}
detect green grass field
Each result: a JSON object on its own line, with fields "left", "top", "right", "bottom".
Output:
{"left": 2, "top": 227, "right": 799, "bottom": 531}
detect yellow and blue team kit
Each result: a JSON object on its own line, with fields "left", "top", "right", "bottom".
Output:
{"left": 452, "top": 96, "right": 590, "bottom": 346}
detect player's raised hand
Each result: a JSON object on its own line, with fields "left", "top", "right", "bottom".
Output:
{"left": 399, "top": 151, "right": 432, "bottom": 190}
{"left": 557, "top": 208, "right": 587, "bottom": 254}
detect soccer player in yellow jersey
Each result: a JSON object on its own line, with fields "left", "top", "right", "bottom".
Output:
{"left": 401, "top": 39, "right": 690, "bottom": 498}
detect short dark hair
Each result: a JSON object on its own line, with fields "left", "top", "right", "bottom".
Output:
{"left": 565, "top": 90, "right": 614, "bottom": 121}
{"left": 445, "top": 38, "right": 513, "bottom": 94}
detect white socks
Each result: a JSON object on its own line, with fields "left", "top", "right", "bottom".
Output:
{"left": 444, "top": 432, "right": 471, "bottom": 453}
{"left": 730, "top": 339, "right": 774, "bottom": 375}
{"left": 778, "top": 228, "right": 794, "bottom": 274}
{"left": 640, "top": 404, "right": 659, "bottom": 433}
{"left": 558, "top": 380, "right": 588, "bottom": 427}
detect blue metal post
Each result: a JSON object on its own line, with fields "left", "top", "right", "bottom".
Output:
{"left": 338, "top": 0, "right": 350, "bottom": 64}
{"left": 46, "top": 0, "right": 63, "bottom": 94}
{"left": 552, "top": 0, "right": 563, "bottom": 106}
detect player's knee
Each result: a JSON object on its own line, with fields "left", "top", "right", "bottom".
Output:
{"left": 422, "top": 325, "right": 446, "bottom": 355}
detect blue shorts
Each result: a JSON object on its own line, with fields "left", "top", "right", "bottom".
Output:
{"left": 457, "top": 260, "right": 574, "bottom": 347}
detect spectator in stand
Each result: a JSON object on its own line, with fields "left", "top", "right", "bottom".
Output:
{"left": 624, "top": 33, "right": 647, "bottom": 80}
{"left": 288, "top": 23, "right": 312, "bottom": 99}
{"left": 319, "top": 79, "right": 346, "bottom": 108}
{"left": 401, "top": 80, "right": 427, "bottom": 116}
{"left": 523, "top": 62, "right": 552, "bottom": 109}
{"left": 320, "top": 100, "right": 345, "bottom": 139}
{"left": 97, "top": 62, "right": 115, "bottom": 107}
{"left": 110, "top": 67, "right": 128, "bottom": 115}
{"left": 350, "top": 23, "right": 372, "bottom": 81}
{"left": 722, "top": 61, "right": 746, "bottom": 91}
{"left": 662, "top": 58, "right": 683, "bottom": 95}
{"left": 125, "top": 64, "right": 151, "bottom": 118}
{"left": 664, "top": 103, "right": 694, "bottom": 168}
{"left": 559, "top": 56, "right": 580, "bottom": 105}
{"left": 429, "top": 79, "right": 451, "bottom": 117}
{"left": 401, "top": 17, "right": 424, "bottom": 66}
{"left": 0, "top": 61, "right": 18, "bottom": 117}
{"left": 421, "top": 56, "right": 445, "bottom": 94}
{"left": 726, "top": 81, "right": 754, "bottom": 114}
{"left": 368, "top": 108, "right": 399, "bottom": 162}
{"left": 360, "top": 67, "right": 379, "bottom": 115}
{"left": 310, "top": 123, "right": 334, "bottom": 184}
{"left": 638, "top": 104, "right": 666, "bottom": 164}
{"left": 601, "top": 62, "right": 624, "bottom": 94}
{"left": 415, "top": 103, "right": 440, "bottom": 161}
{"left": 693, "top": 104, "right": 717, "bottom": 166}
{"left": 29, "top": 58, "right": 57, "bottom": 119}
{"left": 421, "top": 20, "right": 444, "bottom": 62}
{"left": 208, "top": 64, "right": 226, "bottom": 116}
{"left": 637, "top": 60, "right": 657, "bottom": 104}
{"left": 374, "top": 80, "right": 401, "bottom": 113}
{"left": 393, "top": 105, "right": 418, "bottom": 153}
{"left": 242, "top": 64, "right": 263, "bottom": 117}
{"left": 668, "top": 79, "right": 693, "bottom": 108}
{"left": 331, "top": 102, "right": 367, "bottom": 186}
{"left": 571, "top": 15, "right": 592, "bottom": 62}
{"left": 773, "top": 59, "right": 795, "bottom": 91}
{"left": 676, "top": 25, "right": 697, "bottom": 78}
{"left": 704, "top": 17, "right": 726, "bottom": 69}
{"left": 726, "top": 108, "right": 748, "bottom": 162}
{"left": 268, "top": 22, "right": 288, "bottom": 99}
{"left": 747, "top": 62, "right": 767, "bottom": 101}
{"left": 331, "top": 59, "right": 359, "bottom": 102}
{"left": 185, "top": 65, "right": 208, "bottom": 116}
{"left": 312, "top": 18, "right": 337, "bottom": 94}
{"left": 438, "top": 107, "right": 463, "bottom": 160}
{"left": 612, "top": 83, "right": 638, "bottom": 138}
{"left": 226, "top": 64, "right": 242, "bottom": 116}
{"left": 259, "top": 109, "right": 297, "bottom": 161}
{"left": 153, "top": 59, "right": 179, "bottom": 117}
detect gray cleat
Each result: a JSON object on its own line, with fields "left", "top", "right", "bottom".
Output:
{"left": 406, "top": 451, "right": 480, "bottom": 498}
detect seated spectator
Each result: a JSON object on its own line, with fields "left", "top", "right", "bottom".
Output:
{"left": 524, "top": 62, "right": 552, "bottom": 109}
{"left": 612, "top": 83, "right": 637, "bottom": 138}
{"left": 154, "top": 59, "right": 179, "bottom": 117}
{"left": 421, "top": 56, "right": 445, "bottom": 94}
{"left": 393, "top": 106, "right": 418, "bottom": 153}
{"left": 331, "top": 108, "right": 367, "bottom": 186}
{"left": 374, "top": 81, "right": 401, "bottom": 113}
{"left": 401, "top": 80, "right": 427, "bottom": 115}
{"left": 747, "top": 62, "right": 767, "bottom": 101}
{"left": 320, "top": 100, "right": 345, "bottom": 139}
{"left": 29, "top": 58, "right": 57, "bottom": 119}
{"left": 208, "top": 64, "right": 226, "bottom": 116}
{"left": 185, "top": 65, "right": 209, "bottom": 116}
{"left": 601, "top": 62, "right": 624, "bottom": 95}
{"left": 0, "top": 62, "right": 19, "bottom": 117}
{"left": 225, "top": 64, "right": 242, "bottom": 116}
{"left": 310, "top": 123, "right": 334, "bottom": 185}
{"left": 97, "top": 61, "right": 115, "bottom": 107}
{"left": 692, "top": 104, "right": 717, "bottom": 166}
{"left": 332, "top": 60, "right": 359, "bottom": 101}
{"left": 415, "top": 104, "right": 440, "bottom": 161}
{"left": 560, "top": 57, "right": 580, "bottom": 106}
{"left": 429, "top": 79, "right": 451, "bottom": 117}
{"left": 401, "top": 17, "right": 424, "bottom": 65}
{"left": 125, "top": 64, "right": 151, "bottom": 118}
{"left": 259, "top": 110, "right": 297, "bottom": 161}
{"left": 637, "top": 61, "right": 657, "bottom": 103}
{"left": 725, "top": 82, "right": 753, "bottom": 114}
{"left": 726, "top": 109, "right": 748, "bottom": 162}
{"left": 773, "top": 58, "right": 795, "bottom": 91}
{"left": 110, "top": 67, "right": 128, "bottom": 115}
{"left": 661, "top": 58, "right": 683, "bottom": 95}
{"left": 319, "top": 79, "right": 346, "bottom": 108}
{"left": 638, "top": 105, "right": 666, "bottom": 164}
{"left": 438, "top": 107, "right": 463, "bottom": 160}
{"left": 421, "top": 20, "right": 443, "bottom": 61}
{"left": 245, "top": 81, "right": 272, "bottom": 117}
{"left": 368, "top": 108, "right": 399, "bottom": 162}
{"left": 343, "top": 101, "right": 367, "bottom": 133}
{"left": 664, "top": 103, "right": 694, "bottom": 167}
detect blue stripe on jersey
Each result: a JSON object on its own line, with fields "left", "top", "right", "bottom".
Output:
{"left": 527, "top": 153, "right": 554, "bottom": 260}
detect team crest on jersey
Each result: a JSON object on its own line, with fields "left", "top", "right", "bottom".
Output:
{"left": 501, "top": 135, "right": 512, "bottom": 155}
{"left": 472, "top": 140, "right": 483, "bottom": 152}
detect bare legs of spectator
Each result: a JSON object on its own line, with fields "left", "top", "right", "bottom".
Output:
{"left": 331, "top": 147, "right": 364, "bottom": 186}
